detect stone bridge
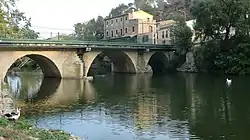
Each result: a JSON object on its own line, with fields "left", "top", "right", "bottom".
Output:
{"left": 0, "top": 40, "right": 176, "bottom": 80}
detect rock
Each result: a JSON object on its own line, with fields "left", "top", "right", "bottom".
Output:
{"left": 144, "top": 65, "right": 152, "bottom": 73}
{"left": 177, "top": 52, "right": 198, "bottom": 73}
{"left": 84, "top": 76, "right": 93, "bottom": 81}
{"left": 0, "top": 89, "right": 15, "bottom": 115}
{"left": 0, "top": 137, "right": 7, "bottom": 140}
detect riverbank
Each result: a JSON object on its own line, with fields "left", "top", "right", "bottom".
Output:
{"left": 0, "top": 117, "right": 80, "bottom": 140}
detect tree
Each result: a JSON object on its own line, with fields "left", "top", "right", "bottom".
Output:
{"left": 73, "top": 23, "right": 85, "bottom": 40}
{"left": 73, "top": 16, "right": 104, "bottom": 40}
{"left": 134, "top": 0, "right": 157, "bottom": 16}
{"left": 190, "top": 0, "right": 250, "bottom": 74}
{"left": 171, "top": 17, "right": 193, "bottom": 55}
{"left": 190, "top": 0, "right": 250, "bottom": 44}
{"left": 160, "top": 0, "right": 192, "bottom": 20}
{"left": 0, "top": 0, "right": 39, "bottom": 39}
{"left": 109, "top": 4, "right": 131, "bottom": 17}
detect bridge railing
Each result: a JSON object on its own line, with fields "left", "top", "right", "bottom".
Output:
{"left": 0, "top": 38, "right": 176, "bottom": 49}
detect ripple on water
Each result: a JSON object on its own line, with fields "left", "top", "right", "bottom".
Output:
{"left": 9, "top": 73, "right": 243, "bottom": 140}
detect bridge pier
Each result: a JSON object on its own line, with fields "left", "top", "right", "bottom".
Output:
{"left": 80, "top": 49, "right": 176, "bottom": 76}
{"left": 136, "top": 51, "right": 155, "bottom": 73}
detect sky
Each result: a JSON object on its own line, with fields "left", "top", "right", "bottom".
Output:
{"left": 16, "top": 0, "right": 133, "bottom": 38}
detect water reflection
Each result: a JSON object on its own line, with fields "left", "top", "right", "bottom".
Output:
{"left": 4, "top": 73, "right": 250, "bottom": 139}
{"left": 6, "top": 73, "right": 43, "bottom": 99}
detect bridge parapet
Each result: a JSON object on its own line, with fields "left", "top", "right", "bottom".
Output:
{"left": 0, "top": 38, "right": 176, "bottom": 50}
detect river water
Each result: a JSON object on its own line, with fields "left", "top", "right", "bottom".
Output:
{"left": 4, "top": 72, "right": 250, "bottom": 140}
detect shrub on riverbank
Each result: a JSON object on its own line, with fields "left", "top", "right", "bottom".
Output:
{"left": 193, "top": 38, "right": 250, "bottom": 75}
{"left": 0, "top": 117, "right": 79, "bottom": 140}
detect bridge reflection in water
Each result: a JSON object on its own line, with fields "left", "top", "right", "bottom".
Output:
{"left": 4, "top": 72, "right": 250, "bottom": 140}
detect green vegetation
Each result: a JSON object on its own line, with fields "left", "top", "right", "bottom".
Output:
{"left": 0, "top": 0, "right": 39, "bottom": 39}
{"left": 0, "top": 117, "right": 78, "bottom": 140}
{"left": 189, "top": 0, "right": 250, "bottom": 75}
{"left": 71, "top": 0, "right": 191, "bottom": 41}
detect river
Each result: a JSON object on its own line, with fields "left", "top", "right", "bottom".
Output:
{"left": 4, "top": 72, "right": 250, "bottom": 140}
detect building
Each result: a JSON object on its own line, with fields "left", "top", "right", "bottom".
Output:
{"left": 155, "top": 20, "right": 176, "bottom": 45}
{"left": 103, "top": 10, "right": 156, "bottom": 44}
{"left": 155, "top": 19, "right": 199, "bottom": 45}
{"left": 185, "top": 19, "right": 196, "bottom": 42}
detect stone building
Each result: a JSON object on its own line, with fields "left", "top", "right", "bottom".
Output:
{"left": 155, "top": 20, "right": 176, "bottom": 45}
{"left": 103, "top": 9, "right": 156, "bottom": 44}
{"left": 103, "top": 10, "right": 197, "bottom": 45}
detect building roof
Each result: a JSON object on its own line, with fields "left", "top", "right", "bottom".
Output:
{"left": 104, "top": 13, "right": 128, "bottom": 21}
{"left": 157, "top": 20, "right": 176, "bottom": 26}
{"left": 133, "top": 10, "right": 153, "bottom": 18}
{"left": 104, "top": 9, "right": 153, "bottom": 21}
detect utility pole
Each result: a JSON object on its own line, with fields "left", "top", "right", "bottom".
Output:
{"left": 57, "top": 32, "right": 60, "bottom": 40}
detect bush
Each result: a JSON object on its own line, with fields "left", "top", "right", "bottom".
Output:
{"left": 193, "top": 37, "right": 250, "bottom": 75}
{"left": 214, "top": 43, "right": 250, "bottom": 75}
{"left": 193, "top": 40, "right": 220, "bottom": 72}
{"left": 0, "top": 117, "right": 75, "bottom": 140}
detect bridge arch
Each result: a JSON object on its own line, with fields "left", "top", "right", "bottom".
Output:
{"left": 0, "top": 51, "right": 84, "bottom": 80}
{"left": 146, "top": 51, "right": 172, "bottom": 74}
{"left": 83, "top": 51, "right": 137, "bottom": 76}
{"left": 1, "top": 53, "right": 62, "bottom": 80}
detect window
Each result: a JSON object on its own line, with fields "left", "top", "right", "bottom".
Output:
{"left": 125, "top": 16, "right": 128, "bottom": 20}
{"left": 143, "top": 35, "right": 149, "bottom": 42}
{"left": 111, "top": 20, "right": 113, "bottom": 24}
{"left": 106, "top": 21, "right": 108, "bottom": 25}
{"left": 132, "top": 26, "right": 135, "bottom": 32}
{"left": 116, "top": 30, "right": 118, "bottom": 34}
{"left": 120, "top": 29, "right": 123, "bottom": 35}
{"left": 149, "top": 26, "right": 153, "bottom": 32}
{"left": 106, "top": 31, "right": 109, "bottom": 37}
{"left": 162, "top": 31, "right": 164, "bottom": 38}
{"left": 121, "top": 18, "right": 123, "bottom": 21}
{"left": 111, "top": 31, "right": 113, "bottom": 37}
{"left": 156, "top": 32, "right": 158, "bottom": 39}
{"left": 147, "top": 18, "right": 150, "bottom": 22}
{"left": 166, "top": 30, "right": 169, "bottom": 38}
{"left": 116, "top": 18, "right": 118, "bottom": 23}
{"left": 156, "top": 23, "right": 159, "bottom": 28}
{"left": 125, "top": 28, "right": 128, "bottom": 33}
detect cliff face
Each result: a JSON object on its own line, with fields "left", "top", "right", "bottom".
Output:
{"left": 177, "top": 52, "right": 198, "bottom": 73}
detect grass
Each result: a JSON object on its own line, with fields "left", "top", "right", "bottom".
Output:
{"left": 0, "top": 117, "right": 79, "bottom": 140}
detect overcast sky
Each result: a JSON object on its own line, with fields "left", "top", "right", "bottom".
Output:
{"left": 16, "top": 0, "right": 133, "bottom": 38}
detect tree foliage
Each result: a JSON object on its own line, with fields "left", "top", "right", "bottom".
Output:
{"left": 171, "top": 17, "right": 193, "bottom": 54}
{"left": 191, "top": 0, "right": 250, "bottom": 75}
{"left": 161, "top": 0, "right": 192, "bottom": 20}
{"left": 190, "top": 0, "right": 250, "bottom": 42}
{"left": 109, "top": 3, "right": 135, "bottom": 17}
{"left": 73, "top": 16, "right": 104, "bottom": 40}
{"left": 0, "top": 0, "right": 39, "bottom": 39}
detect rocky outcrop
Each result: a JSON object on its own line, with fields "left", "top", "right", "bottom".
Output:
{"left": 177, "top": 52, "right": 198, "bottom": 73}
{"left": 0, "top": 84, "right": 15, "bottom": 116}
